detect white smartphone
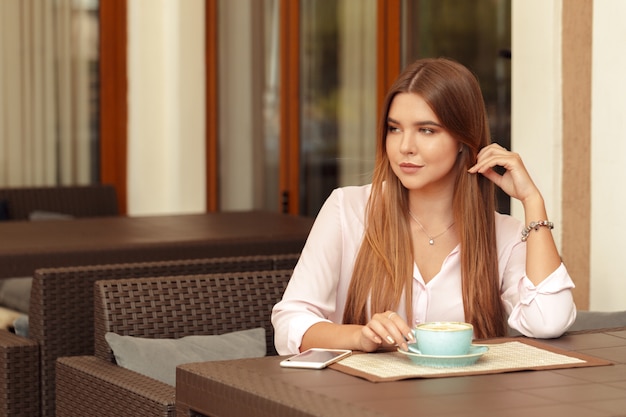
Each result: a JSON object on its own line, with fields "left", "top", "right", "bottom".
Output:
{"left": 279, "top": 348, "right": 352, "bottom": 369}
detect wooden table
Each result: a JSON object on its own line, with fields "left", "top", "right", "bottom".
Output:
{"left": 0, "top": 211, "right": 314, "bottom": 278}
{"left": 176, "top": 328, "right": 626, "bottom": 417}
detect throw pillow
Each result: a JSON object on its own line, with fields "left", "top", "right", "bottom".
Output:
{"left": 0, "top": 277, "right": 32, "bottom": 313}
{"left": 105, "top": 327, "right": 266, "bottom": 386}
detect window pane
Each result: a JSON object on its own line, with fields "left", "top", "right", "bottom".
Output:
{"left": 217, "top": 0, "right": 283, "bottom": 212}
{"left": 262, "top": 0, "right": 281, "bottom": 212}
{"left": 401, "top": 0, "right": 512, "bottom": 213}
{"left": 299, "top": 0, "right": 377, "bottom": 216}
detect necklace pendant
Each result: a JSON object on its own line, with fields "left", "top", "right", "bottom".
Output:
{"left": 429, "top": 239, "right": 434, "bottom": 245}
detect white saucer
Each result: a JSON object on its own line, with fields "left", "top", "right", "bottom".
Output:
{"left": 398, "top": 345, "right": 489, "bottom": 368}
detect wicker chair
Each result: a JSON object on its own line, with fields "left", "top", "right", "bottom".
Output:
{"left": 55, "top": 269, "right": 294, "bottom": 417}
{"left": 0, "top": 254, "right": 299, "bottom": 417}
{"left": 0, "top": 184, "right": 118, "bottom": 417}
{"left": 0, "top": 184, "right": 119, "bottom": 220}
{"left": 0, "top": 330, "right": 39, "bottom": 417}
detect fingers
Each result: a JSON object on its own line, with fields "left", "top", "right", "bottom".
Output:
{"left": 468, "top": 144, "right": 542, "bottom": 202}
{"left": 468, "top": 143, "right": 520, "bottom": 174}
{"left": 364, "top": 311, "right": 415, "bottom": 352}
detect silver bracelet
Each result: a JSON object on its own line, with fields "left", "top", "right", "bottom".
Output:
{"left": 521, "top": 220, "right": 554, "bottom": 242}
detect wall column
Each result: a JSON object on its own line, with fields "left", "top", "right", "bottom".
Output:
{"left": 561, "top": 0, "right": 592, "bottom": 309}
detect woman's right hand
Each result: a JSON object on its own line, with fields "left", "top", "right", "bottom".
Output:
{"left": 360, "top": 311, "right": 415, "bottom": 352}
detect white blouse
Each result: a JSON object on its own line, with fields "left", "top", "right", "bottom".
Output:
{"left": 271, "top": 184, "right": 576, "bottom": 355}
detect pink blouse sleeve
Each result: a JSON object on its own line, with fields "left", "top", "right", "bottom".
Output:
{"left": 271, "top": 187, "right": 365, "bottom": 354}
{"left": 497, "top": 214, "right": 577, "bottom": 338}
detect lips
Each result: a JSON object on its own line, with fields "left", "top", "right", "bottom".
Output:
{"left": 399, "top": 162, "right": 423, "bottom": 174}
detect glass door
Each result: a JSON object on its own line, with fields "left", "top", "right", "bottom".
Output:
{"left": 298, "top": 0, "right": 377, "bottom": 216}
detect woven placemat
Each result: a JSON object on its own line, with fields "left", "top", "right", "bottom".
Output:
{"left": 329, "top": 337, "right": 613, "bottom": 382}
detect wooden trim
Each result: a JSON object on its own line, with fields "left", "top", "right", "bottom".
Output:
{"left": 99, "top": 0, "right": 128, "bottom": 214}
{"left": 206, "top": 0, "right": 219, "bottom": 211}
{"left": 376, "top": 0, "right": 402, "bottom": 114}
{"left": 279, "top": 0, "right": 300, "bottom": 214}
{"left": 561, "top": 0, "right": 593, "bottom": 309}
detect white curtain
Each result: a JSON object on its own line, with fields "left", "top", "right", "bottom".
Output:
{"left": 0, "top": 0, "right": 97, "bottom": 187}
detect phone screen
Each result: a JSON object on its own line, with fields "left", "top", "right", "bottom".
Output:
{"left": 280, "top": 348, "right": 351, "bottom": 369}
{"left": 290, "top": 349, "right": 343, "bottom": 362}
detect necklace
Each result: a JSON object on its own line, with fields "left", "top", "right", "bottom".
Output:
{"left": 408, "top": 211, "right": 455, "bottom": 245}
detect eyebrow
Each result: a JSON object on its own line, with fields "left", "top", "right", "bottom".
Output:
{"left": 387, "top": 117, "right": 443, "bottom": 128}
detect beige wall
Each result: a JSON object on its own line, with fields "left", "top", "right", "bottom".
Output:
{"left": 510, "top": 0, "right": 563, "bottom": 232}
{"left": 590, "top": 0, "right": 626, "bottom": 310}
{"left": 127, "top": 0, "right": 206, "bottom": 216}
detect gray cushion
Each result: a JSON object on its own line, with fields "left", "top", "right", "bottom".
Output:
{"left": 506, "top": 310, "right": 626, "bottom": 337}
{"left": 105, "top": 327, "right": 266, "bottom": 386}
{"left": 29, "top": 210, "right": 74, "bottom": 220}
{"left": 567, "top": 310, "right": 626, "bottom": 332}
{"left": 0, "top": 277, "right": 31, "bottom": 313}
{"left": 13, "top": 314, "right": 29, "bottom": 337}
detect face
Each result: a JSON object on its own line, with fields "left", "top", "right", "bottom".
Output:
{"left": 385, "top": 93, "right": 460, "bottom": 194}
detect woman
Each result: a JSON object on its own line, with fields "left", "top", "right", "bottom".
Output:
{"left": 271, "top": 57, "right": 576, "bottom": 355}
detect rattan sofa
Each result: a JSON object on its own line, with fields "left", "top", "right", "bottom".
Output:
{"left": 0, "top": 184, "right": 119, "bottom": 221}
{"left": 0, "top": 329, "right": 40, "bottom": 416}
{"left": 0, "top": 254, "right": 299, "bottom": 417}
{"left": 0, "top": 184, "right": 118, "bottom": 417}
{"left": 55, "top": 269, "right": 294, "bottom": 417}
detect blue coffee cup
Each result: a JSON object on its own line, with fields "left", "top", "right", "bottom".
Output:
{"left": 411, "top": 322, "right": 473, "bottom": 356}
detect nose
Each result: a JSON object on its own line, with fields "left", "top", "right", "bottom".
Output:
{"left": 399, "top": 132, "right": 417, "bottom": 155}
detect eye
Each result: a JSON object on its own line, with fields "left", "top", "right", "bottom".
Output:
{"left": 419, "top": 127, "right": 435, "bottom": 135}
{"left": 387, "top": 125, "right": 401, "bottom": 134}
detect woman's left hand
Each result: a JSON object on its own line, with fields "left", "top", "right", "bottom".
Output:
{"left": 468, "top": 143, "right": 541, "bottom": 204}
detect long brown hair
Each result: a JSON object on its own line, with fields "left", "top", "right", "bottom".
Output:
{"left": 342, "top": 58, "right": 507, "bottom": 339}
